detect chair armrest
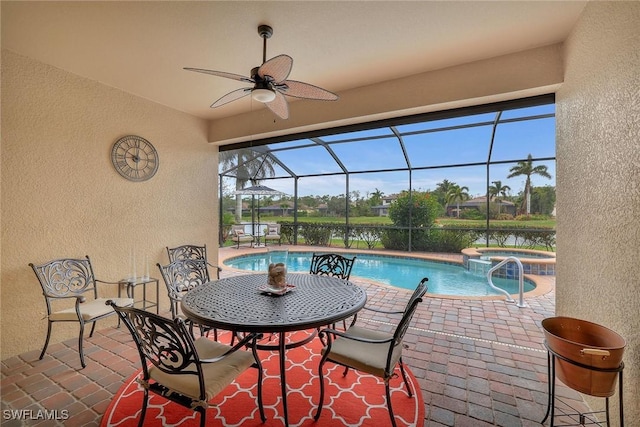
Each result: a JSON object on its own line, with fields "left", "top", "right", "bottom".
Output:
{"left": 206, "top": 262, "right": 223, "bottom": 273}
{"left": 362, "top": 306, "right": 404, "bottom": 315}
{"left": 96, "top": 279, "right": 122, "bottom": 285}
{"left": 45, "top": 294, "right": 87, "bottom": 304}
{"left": 199, "top": 332, "right": 263, "bottom": 364}
{"left": 318, "top": 328, "right": 394, "bottom": 345}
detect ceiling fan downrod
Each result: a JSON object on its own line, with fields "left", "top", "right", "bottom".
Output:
{"left": 258, "top": 24, "right": 273, "bottom": 64}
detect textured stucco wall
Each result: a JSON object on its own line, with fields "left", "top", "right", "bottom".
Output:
{"left": 1, "top": 50, "right": 219, "bottom": 359}
{"left": 556, "top": 2, "right": 639, "bottom": 422}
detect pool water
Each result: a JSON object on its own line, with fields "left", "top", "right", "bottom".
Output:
{"left": 223, "top": 252, "right": 535, "bottom": 297}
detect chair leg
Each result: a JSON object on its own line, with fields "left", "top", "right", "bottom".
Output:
{"left": 78, "top": 322, "right": 87, "bottom": 368}
{"left": 252, "top": 339, "right": 266, "bottom": 422}
{"left": 198, "top": 407, "right": 206, "bottom": 427}
{"left": 89, "top": 321, "right": 97, "bottom": 338}
{"left": 398, "top": 359, "right": 413, "bottom": 397}
{"left": 385, "top": 381, "right": 398, "bottom": 427}
{"left": 138, "top": 389, "right": 149, "bottom": 427}
{"left": 314, "top": 356, "right": 329, "bottom": 421}
{"left": 39, "top": 321, "right": 53, "bottom": 360}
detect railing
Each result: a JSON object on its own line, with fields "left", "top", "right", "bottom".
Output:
{"left": 486, "top": 256, "right": 526, "bottom": 307}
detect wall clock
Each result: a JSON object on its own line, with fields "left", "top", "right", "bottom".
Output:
{"left": 111, "top": 135, "right": 159, "bottom": 182}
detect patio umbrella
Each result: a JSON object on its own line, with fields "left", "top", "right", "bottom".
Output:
{"left": 234, "top": 185, "right": 285, "bottom": 240}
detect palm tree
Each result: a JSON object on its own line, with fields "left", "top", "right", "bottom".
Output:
{"left": 445, "top": 185, "right": 470, "bottom": 218}
{"left": 488, "top": 180, "right": 511, "bottom": 214}
{"left": 220, "top": 150, "right": 276, "bottom": 222}
{"left": 507, "top": 154, "right": 551, "bottom": 215}
{"left": 435, "top": 179, "right": 457, "bottom": 207}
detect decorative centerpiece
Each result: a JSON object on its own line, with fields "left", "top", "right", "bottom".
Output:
{"left": 268, "top": 262, "right": 287, "bottom": 290}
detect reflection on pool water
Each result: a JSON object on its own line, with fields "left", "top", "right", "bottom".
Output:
{"left": 223, "top": 252, "right": 535, "bottom": 297}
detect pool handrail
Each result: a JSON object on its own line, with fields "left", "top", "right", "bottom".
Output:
{"left": 486, "top": 256, "right": 526, "bottom": 308}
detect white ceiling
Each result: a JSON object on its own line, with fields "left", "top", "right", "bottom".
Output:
{"left": 1, "top": 1, "right": 586, "bottom": 121}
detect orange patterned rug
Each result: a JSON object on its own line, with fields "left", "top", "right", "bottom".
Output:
{"left": 101, "top": 331, "right": 424, "bottom": 427}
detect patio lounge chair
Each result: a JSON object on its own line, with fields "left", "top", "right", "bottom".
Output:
{"left": 108, "top": 301, "right": 265, "bottom": 427}
{"left": 314, "top": 277, "right": 428, "bottom": 427}
{"left": 263, "top": 224, "right": 282, "bottom": 246}
{"left": 230, "top": 225, "right": 254, "bottom": 249}
{"left": 29, "top": 256, "right": 134, "bottom": 368}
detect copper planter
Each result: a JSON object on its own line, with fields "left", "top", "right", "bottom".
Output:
{"left": 542, "top": 316, "right": 625, "bottom": 397}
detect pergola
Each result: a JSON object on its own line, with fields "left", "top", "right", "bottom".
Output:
{"left": 219, "top": 94, "right": 556, "bottom": 247}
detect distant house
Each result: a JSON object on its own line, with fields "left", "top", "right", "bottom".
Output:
{"left": 258, "top": 201, "right": 295, "bottom": 216}
{"left": 371, "top": 194, "right": 399, "bottom": 216}
{"left": 446, "top": 196, "right": 516, "bottom": 217}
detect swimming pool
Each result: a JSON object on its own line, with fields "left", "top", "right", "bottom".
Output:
{"left": 223, "top": 252, "right": 535, "bottom": 297}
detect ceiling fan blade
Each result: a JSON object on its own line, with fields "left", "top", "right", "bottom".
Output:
{"left": 184, "top": 68, "right": 254, "bottom": 83}
{"left": 265, "top": 91, "right": 289, "bottom": 119}
{"left": 211, "top": 88, "right": 252, "bottom": 108}
{"left": 258, "top": 54, "right": 293, "bottom": 84}
{"left": 276, "top": 80, "right": 339, "bottom": 101}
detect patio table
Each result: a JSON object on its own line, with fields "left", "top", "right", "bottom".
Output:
{"left": 181, "top": 272, "right": 367, "bottom": 426}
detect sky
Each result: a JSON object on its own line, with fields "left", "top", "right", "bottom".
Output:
{"left": 220, "top": 104, "right": 556, "bottom": 199}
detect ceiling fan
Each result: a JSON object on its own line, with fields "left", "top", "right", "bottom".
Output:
{"left": 184, "top": 25, "right": 339, "bottom": 120}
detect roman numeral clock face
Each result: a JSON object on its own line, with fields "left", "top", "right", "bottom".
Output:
{"left": 111, "top": 135, "right": 159, "bottom": 182}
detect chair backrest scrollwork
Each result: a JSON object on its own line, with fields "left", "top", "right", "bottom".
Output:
{"left": 157, "top": 259, "right": 210, "bottom": 318}
{"left": 309, "top": 253, "right": 356, "bottom": 280}
{"left": 108, "top": 302, "right": 202, "bottom": 382}
{"left": 166, "top": 244, "right": 208, "bottom": 263}
{"left": 30, "top": 256, "right": 98, "bottom": 299}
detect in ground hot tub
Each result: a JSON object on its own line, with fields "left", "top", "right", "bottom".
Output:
{"left": 462, "top": 247, "right": 556, "bottom": 277}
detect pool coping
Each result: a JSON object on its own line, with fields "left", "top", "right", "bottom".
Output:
{"left": 218, "top": 245, "right": 554, "bottom": 301}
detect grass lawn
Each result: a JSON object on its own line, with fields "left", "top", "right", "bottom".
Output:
{"left": 241, "top": 215, "right": 556, "bottom": 228}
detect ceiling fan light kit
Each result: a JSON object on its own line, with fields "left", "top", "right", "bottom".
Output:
{"left": 252, "top": 88, "right": 276, "bottom": 103}
{"left": 185, "top": 24, "right": 338, "bottom": 119}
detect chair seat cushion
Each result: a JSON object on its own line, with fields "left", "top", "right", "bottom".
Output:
{"left": 325, "top": 325, "right": 403, "bottom": 379}
{"left": 263, "top": 234, "right": 280, "bottom": 240}
{"left": 149, "top": 337, "right": 255, "bottom": 401}
{"left": 49, "top": 297, "right": 134, "bottom": 321}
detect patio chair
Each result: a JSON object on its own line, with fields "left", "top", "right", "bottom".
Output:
{"left": 29, "top": 256, "right": 134, "bottom": 368}
{"left": 157, "top": 259, "right": 217, "bottom": 340}
{"left": 309, "top": 252, "right": 356, "bottom": 280}
{"left": 310, "top": 252, "right": 357, "bottom": 329}
{"left": 107, "top": 301, "right": 265, "bottom": 427}
{"left": 263, "top": 224, "right": 282, "bottom": 246}
{"left": 230, "top": 225, "right": 254, "bottom": 249}
{"left": 314, "top": 277, "right": 428, "bottom": 427}
{"left": 166, "top": 243, "right": 222, "bottom": 279}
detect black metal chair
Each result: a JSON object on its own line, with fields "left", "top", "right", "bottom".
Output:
{"left": 107, "top": 301, "right": 265, "bottom": 427}
{"left": 157, "top": 258, "right": 217, "bottom": 340}
{"left": 29, "top": 256, "right": 134, "bottom": 368}
{"left": 314, "top": 277, "right": 428, "bottom": 427}
{"left": 166, "top": 244, "right": 222, "bottom": 280}
{"left": 309, "top": 252, "right": 356, "bottom": 280}
{"left": 310, "top": 252, "right": 357, "bottom": 329}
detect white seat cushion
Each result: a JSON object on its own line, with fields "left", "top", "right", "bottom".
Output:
{"left": 149, "top": 337, "right": 255, "bottom": 400}
{"left": 49, "top": 297, "right": 134, "bottom": 321}
{"left": 325, "top": 325, "right": 403, "bottom": 378}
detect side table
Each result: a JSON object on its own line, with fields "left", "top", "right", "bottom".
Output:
{"left": 118, "top": 277, "right": 160, "bottom": 313}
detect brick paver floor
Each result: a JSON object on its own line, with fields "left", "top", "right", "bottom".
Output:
{"left": 1, "top": 246, "right": 596, "bottom": 426}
